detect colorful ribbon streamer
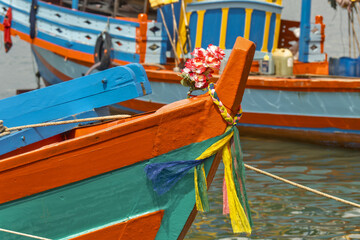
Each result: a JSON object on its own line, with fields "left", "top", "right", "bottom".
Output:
{"left": 145, "top": 82, "right": 252, "bottom": 234}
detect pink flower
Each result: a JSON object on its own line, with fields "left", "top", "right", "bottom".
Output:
{"left": 193, "top": 74, "right": 208, "bottom": 88}
{"left": 207, "top": 44, "right": 225, "bottom": 60}
{"left": 181, "top": 44, "right": 225, "bottom": 91}
{"left": 191, "top": 48, "right": 206, "bottom": 59}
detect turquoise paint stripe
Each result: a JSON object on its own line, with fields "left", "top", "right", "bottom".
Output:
{"left": 201, "top": 9, "right": 222, "bottom": 47}
{"left": 249, "top": 10, "right": 266, "bottom": 51}
{"left": 0, "top": 131, "right": 232, "bottom": 240}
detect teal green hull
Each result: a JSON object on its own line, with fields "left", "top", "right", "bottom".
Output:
{"left": 0, "top": 133, "right": 226, "bottom": 240}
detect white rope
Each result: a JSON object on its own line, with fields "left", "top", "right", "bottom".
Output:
{"left": 0, "top": 228, "right": 52, "bottom": 240}
{"left": 171, "top": 3, "right": 185, "bottom": 60}
{"left": 245, "top": 164, "right": 360, "bottom": 208}
{"left": 0, "top": 114, "right": 131, "bottom": 137}
{"left": 181, "top": 0, "right": 192, "bottom": 51}
{"left": 159, "top": 7, "right": 180, "bottom": 67}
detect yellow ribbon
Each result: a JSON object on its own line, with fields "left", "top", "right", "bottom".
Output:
{"left": 194, "top": 128, "right": 251, "bottom": 234}
{"left": 223, "top": 143, "right": 252, "bottom": 234}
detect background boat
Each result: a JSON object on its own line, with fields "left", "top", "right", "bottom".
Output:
{"left": 1, "top": 0, "right": 360, "bottom": 148}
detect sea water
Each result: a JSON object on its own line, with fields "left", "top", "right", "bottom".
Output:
{"left": 0, "top": 2, "right": 360, "bottom": 239}
{"left": 185, "top": 137, "right": 360, "bottom": 239}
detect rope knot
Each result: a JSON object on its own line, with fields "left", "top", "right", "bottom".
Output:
{"left": 0, "top": 120, "right": 10, "bottom": 137}
{"left": 208, "top": 83, "right": 242, "bottom": 125}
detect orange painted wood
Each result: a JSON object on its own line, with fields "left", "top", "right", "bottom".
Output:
{"left": 118, "top": 99, "right": 165, "bottom": 112}
{"left": 145, "top": 68, "right": 360, "bottom": 92}
{"left": 136, "top": 13, "right": 148, "bottom": 63}
{"left": 70, "top": 210, "right": 164, "bottom": 240}
{"left": 216, "top": 39, "right": 255, "bottom": 113}
{"left": 237, "top": 125, "right": 360, "bottom": 148}
{"left": 0, "top": 37, "right": 255, "bottom": 205}
{"left": 0, "top": 135, "right": 64, "bottom": 160}
{"left": 292, "top": 60, "right": 329, "bottom": 75}
{"left": 246, "top": 75, "right": 360, "bottom": 92}
{"left": 240, "top": 112, "right": 360, "bottom": 131}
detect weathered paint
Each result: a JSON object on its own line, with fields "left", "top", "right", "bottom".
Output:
{"left": 0, "top": 64, "right": 151, "bottom": 128}
{"left": 0, "top": 110, "right": 100, "bottom": 156}
{"left": 0, "top": 0, "right": 167, "bottom": 64}
{"left": 70, "top": 211, "right": 164, "bottom": 240}
{"left": 30, "top": 43, "right": 360, "bottom": 146}
{"left": 0, "top": 134, "right": 221, "bottom": 240}
{"left": 0, "top": 38, "right": 255, "bottom": 240}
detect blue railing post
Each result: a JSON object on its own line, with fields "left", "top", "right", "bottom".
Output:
{"left": 72, "top": 0, "right": 79, "bottom": 10}
{"left": 298, "top": 0, "right": 311, "bottom": 62}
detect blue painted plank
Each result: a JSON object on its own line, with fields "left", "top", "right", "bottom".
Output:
{"left": 202, "top": 9, "right": 222, "bottom": 48}
{"left": 249, "top": 10, "right": 266, "bottom": 51}
{"left": 0, "top": 64, "right": 151, "bottom": 128}
{"left": 189, "top": 12, "right": 198, "bottom": 51}
{"left": 0, "top": 110, "right": 102, "bottom": 156}
{"left": 268, "top": 13, "right": 276, "bottom": 52}
{"left": 226, "top": 8, "right": 245, "bottom": 49}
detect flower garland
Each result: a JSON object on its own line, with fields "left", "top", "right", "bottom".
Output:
{"left": 180, "top": 44, "right": 225, "bottom": 97}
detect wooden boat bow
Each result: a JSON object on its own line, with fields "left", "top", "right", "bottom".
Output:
{"left": 0, "top": 37, "right": 255, "bottom": 240}
{"left": 215, "top": 38, "right": 256, "bottom": 114}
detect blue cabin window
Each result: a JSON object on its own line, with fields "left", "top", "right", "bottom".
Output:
{"left": 268, "top": 13, "right": 276, "bottom": 52}
{"left": 226, "top": 8, "right": 245, "bottom": 49}
{"left": 202, "top": 9, "right": 222, "bottom": 47}
{"left": 250, "top": 10, "right": 266, "bottom": 51}
{"left": 189, "top": 12, "right": 198, "bottom": 52}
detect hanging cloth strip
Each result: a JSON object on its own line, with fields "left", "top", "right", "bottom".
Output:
{"left": 3, "top": 7, "right": 12, "bottom": 52}
{"left": 29, "top": 0, "right": 38, "bottom": 39}
{"left": 145, "top": 83, "right": 252, "bottom": 234}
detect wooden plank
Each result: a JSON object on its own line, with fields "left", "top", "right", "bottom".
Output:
{"left": 0, "top": 64, "right": 151, "bottom": 128}
{"left": 0, "top": 110, "right": 100, "bottom": 156}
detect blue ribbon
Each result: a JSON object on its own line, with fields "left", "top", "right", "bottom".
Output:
{"left": 145, "top": 158, "right": 207, "bottom": 195}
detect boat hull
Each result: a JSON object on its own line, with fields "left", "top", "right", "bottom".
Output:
{"left": 0, "top": 36, "right": 256, "bottom": 239}
{"left": 31, "top": 44, "right": 360, "bottom": 147}
{"left": 0, "top": 132, "right": 223, "bottom": 240}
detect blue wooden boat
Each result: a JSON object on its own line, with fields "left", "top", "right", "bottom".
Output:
{"left": 0, "top": 37, "right": 255, "bottom": 240}
{"left": 0, "top": 63, "right": 151, "bottom": 156}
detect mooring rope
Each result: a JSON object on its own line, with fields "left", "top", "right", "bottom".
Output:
{"left": 0, "top": 228, "right": 51, "bottom": 240}
{"left": 207, "top": 83, "right": 359, "bottom": 209}
{"left": 245, "top": 164, "right": 360, "bottom": 209}
{"left": 158, "top": 7, "right": 180, "bottom": 67}
{"left": 0, "top": 114, "right": 131, "bottom": 137}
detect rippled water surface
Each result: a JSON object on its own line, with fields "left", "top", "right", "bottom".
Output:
{"left": 186, "top": 137, "right": 360, "bottom": 239}
{"left": 1, "top": 3, "right": 360, "bottom": 239}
